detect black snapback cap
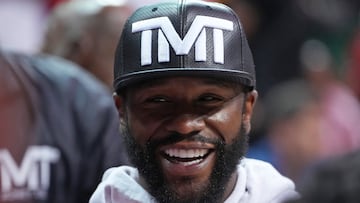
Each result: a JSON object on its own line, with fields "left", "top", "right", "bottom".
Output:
{"left": 114, "top": 0, "right": 256, "bottom": 91}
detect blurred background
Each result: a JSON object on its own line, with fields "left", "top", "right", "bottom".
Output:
{"left": 1, "top": 0, "right": 360, "bottom": 186}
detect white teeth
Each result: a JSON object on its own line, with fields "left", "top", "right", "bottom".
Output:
{"left": 165, "top": 149, "right": 208, "bottom": 158}
{"left": 181, "top": 159, "right": 202, "bottom": 166}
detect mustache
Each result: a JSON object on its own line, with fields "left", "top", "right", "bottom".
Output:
{"left": 147, "top": 132, "right": 222, "bottom": 149}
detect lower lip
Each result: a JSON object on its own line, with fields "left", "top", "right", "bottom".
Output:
{"left": 160, "top": 152, "right": 215, "bottom": 177}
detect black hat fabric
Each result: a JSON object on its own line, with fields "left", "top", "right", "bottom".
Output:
{"left": 114, "top": 0, "right": 256, "bottom": 91}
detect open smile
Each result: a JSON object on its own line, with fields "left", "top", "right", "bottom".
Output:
{"left": 159, "top": 143, "right": 216, "bottom": 177}
{"left": 163, "top": 148, "right": 212, "bottom": 166}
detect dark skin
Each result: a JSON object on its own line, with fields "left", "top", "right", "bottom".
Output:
{"left": 114, "top": 76, "right": 257, "bottom": 202}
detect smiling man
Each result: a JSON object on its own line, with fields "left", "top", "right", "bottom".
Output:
{"left": 90, "top": 1, "right": 298, "bottom": 203}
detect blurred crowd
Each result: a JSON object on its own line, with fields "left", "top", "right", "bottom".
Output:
{"left": 220, "top": 0, "right": 360, "bottom": 185}
{"left": 1, "top": 0, "right": 360, "bottom": 202}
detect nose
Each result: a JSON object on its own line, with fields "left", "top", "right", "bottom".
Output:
{"left": 165, "top": 114, "right": 206, "bottom": 135}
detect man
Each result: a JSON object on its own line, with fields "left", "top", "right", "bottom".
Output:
{"left": 287, "top": 150, "right": 360, "bottom": 203}
{"left": 0, "top": 51, "right": 129, "bottom": 203}
{"left": 42, "top": 1, "right": 131, "bottom": 88}
{"left": 90, "top": 1, "right": 298, "bottom": 202}
{"left": 263, "top": 79, "right": 322, "bottom": 184}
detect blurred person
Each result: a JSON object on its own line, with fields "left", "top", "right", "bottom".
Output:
{"left": 300, "top": 39, "right": 360, "bottom": 158}
{"left": 83, "top": 5, "right": 132, "bottom": 88}
{"left": 90, "top": 1, "right": 299, "bottom": 203}
{"left": 264, "top": 79, "right": 323, "bottom": 184}
{"left": 0, "top": 50, "right": 129, "bottom": 203}
{"left": 42, "top": 0, "right": 132, "bottom": 88}
{"left": 42, "top": 0, "right": 101, "bottom": 59}
{"left": 265, "top": 39, "right": 360, "bottom": 185}
{"left": 286, "top": 150, "right": 360, "bottom": 203}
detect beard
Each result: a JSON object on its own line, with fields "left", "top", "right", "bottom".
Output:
{"left": 121, "top": 123, "right": 249, "bottom": 203}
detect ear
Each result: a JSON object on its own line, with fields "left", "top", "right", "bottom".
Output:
{"left": 113, "top": 92, "right": 126, "bottom": 119}
{"left": 243, "top": 90, "right": 258, "bottom": 134}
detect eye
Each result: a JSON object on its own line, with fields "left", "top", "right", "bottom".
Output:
{"left": 197, "top": 94, "right": 224, "bottom": 103}
{"left": 145, "top": 96, "right": 170, "bottom": 103}
{"left": 141, "top": 95, "right": 174, "bottom": 114}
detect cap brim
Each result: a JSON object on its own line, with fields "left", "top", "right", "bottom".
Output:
{"left": 114, "top": 68, "right": 255, "bottom": 92}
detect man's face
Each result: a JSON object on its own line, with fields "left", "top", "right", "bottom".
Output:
{"left": 115, "top": 77, "right": 257, "bottom": 203}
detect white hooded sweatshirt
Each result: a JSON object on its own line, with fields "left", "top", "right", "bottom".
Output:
{"left": 89, "top": 158, "right": 299, "bottom": 203}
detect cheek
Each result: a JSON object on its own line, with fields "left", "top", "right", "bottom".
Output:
{"left": 205, "top": 100, "right": 243, "bottom": 142}
{"left": 127, "top": 108, "right": 165, "bottom": 145}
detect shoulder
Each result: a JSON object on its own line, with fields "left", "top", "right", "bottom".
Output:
{"left": 30, "top": 54, "right": 118, "bottom": 125}
{"left": 90, "top": 166, "right": 157, "bottom": 203}
{"left": 102, "top": 166, "right": 140, "bottom": 183}
{"left": 241, "top": 158, "right": 281, "bottom": 175}
{"left": 31, "top": 54, "right": 110, "bottom": 96}
{"left": 239, "top": 158, "right": 299, "bottom": 202}
{"left": 1, "top": 52, "right": 111, "bottom": 100}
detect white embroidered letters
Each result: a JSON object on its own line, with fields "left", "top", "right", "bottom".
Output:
{"left": 0, "top": 146, "right": 60, "bottom": 201}
{"left": 132, "top": 15, "right": 233, "bottom": 65}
